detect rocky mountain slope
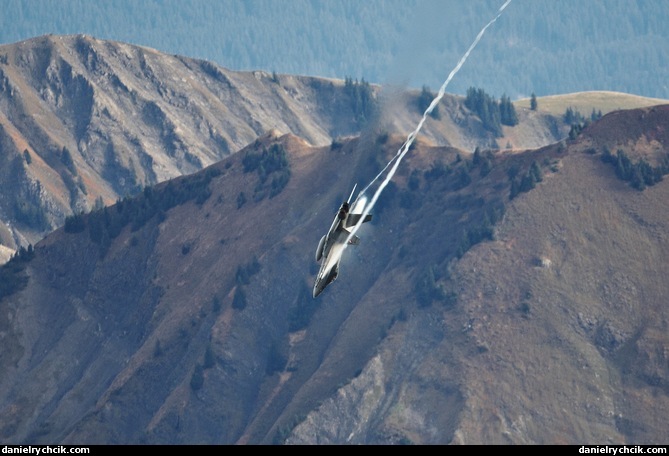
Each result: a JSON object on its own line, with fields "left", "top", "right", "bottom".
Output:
{"left": 0, "top": 35, "right": 579, "bottom": 251}
{"left": 288, "top": 106, "right": 669, "bottom": 444}
{"left": 0, "top": 104, "right": 668, "bottom": 444}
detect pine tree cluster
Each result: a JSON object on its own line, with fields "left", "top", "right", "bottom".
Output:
{"left": 416, "top": 85, "right": 440, "bottom": 119}
{"left": 601, "top": 147, "right": 669, "bottom": 190}
{"left": 243, "top": 143, "right": 292, "bottom": 201}
{"left": 509, "top": 161, "right": 543, "bottom": 200}
{"left": 464, "top": 87, "right": 518, "bottom": 137}
{"left": 0, "top": 244, "right": 34, "bottom": 300}
{"left": 64, "top": 167, "right": 222, "bottom": 256}
{"left": 344, "top": 77, "right": 377, "bottom": 126}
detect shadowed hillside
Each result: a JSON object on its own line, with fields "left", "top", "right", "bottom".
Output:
{"left": 0, "top": 105, "right": 668, "bottom": 444}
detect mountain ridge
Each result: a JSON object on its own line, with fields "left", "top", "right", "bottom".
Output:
{"left": 1, "top": 33, "right": 669, "bottom": 444}
{"left": 0, "top": 34, "right": 634, "bottom": 251}
{"left": 0, "top": 105, "right": 668, "bottom": 443}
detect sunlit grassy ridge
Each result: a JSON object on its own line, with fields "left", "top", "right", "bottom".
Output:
{"left": 515, "top": 91, "right": 669, "bottom": 116}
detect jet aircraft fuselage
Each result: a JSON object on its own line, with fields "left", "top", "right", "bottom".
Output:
{"left": 313, "top": 185, "right": 371, "bottom": 297}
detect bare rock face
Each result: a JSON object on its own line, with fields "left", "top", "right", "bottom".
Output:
{"left": 0, "top": 35, "right": 351, "bottom": 246}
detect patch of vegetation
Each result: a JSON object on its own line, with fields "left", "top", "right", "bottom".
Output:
{"left": 408, "top": 170, "right": 420, "bottom": 191}
{"left": 0, "top": 245, "right": 34, "bottom": 301}
{"left": 568, "top": 122, "right": 587, "bottom": 140}
{"left": 235, "top": 256, "right": 261, "bottom": 285}
{"left": 212, "top": 295, "right": 222, "bottom": 313}
{"left": 415, "top": 265, "right": 447, "bottom": 308}
{"left": 153, "top": 339, "right": 163, "bottom": 358}
{"left": 203, "top": 343, "right": 216, "bottom": 369}
{"left": 517, "top": 290, "right": 532, "bottom": 318}
{"left": 465, "top": 87, "right": 518, "bottom": 137}
{"left": 242, "top": 143, "right": 291, "bottom": 201}
{"left": 190, "top": 364, "right": 204, "bottom": 391}
{"left": 232, "top": 286, "right": 247, "bottom": 310}
{"left": 417, "top": 85, "right": 440, "bottom": 119}
{"left": 64, "top": 212, "right": 86, "bottom": 233}
{"left": 376, "top": 131, "right": 389, "bottom": 145}
{"left": 518, "top": 301, "right": 531, "bottom": 317}
{"left": 344, "top": 76, "right": 377, "bottom": 126}
{"left": 590, "top": 108, "right": 603, "bottom": 122}
{"left": 472, "top": 147, "right": 495, "bottom": 177}
{"left": 563, "top": 106, "right": 586, "bottom": 125}
{"left": 61, "top": 171, "right": 82, "bottom": 209}
{"left": 265, "top": 341, "right": 287, "bottom": 375}
{"left": 242, "top": 143, "right": 288, "bottom": 177}
{"left": 60, "top": 146, "right": 77, "bottom": 175}
{"left": 450, "top": 167, "right": 472, "bottom": 191}
{"left": 564, "top": 107, "right": 603, "bottom": 140}
{"left": 236, "top": 192, "right": 247, "bottom": 208}
{"left": 415, "top": 266, "right": 441, "bottom": 307}
{"left": 330, "top": 138, "right": 343, "bottom": 150}
{"left": 499, "top": 95, "right": 518, "bottom": 126}
{"left": 424, "top": 160, "right": 452, "bottom": 182}
{"left": 601, "top": 147, "right": 669, "bottom": 190}
{"left": 64, "top": 167, "right": 221, "bottom": 255}
{"left": 456, "top": 204, "right": 505, "bottom": 258}
{"left": 530, "top": 93, "right": 538, "bottom": 111}
{"left": 507, "top": 162, "right": 520, "bottom": 180}
{"left": 287, "top": 283, "right": 318, "bottom": 332}
{"left": 13, "top": 194, "right": 50, "bottom": 231}
{"left": 509, "top": 161, "right": 543, "bottom": 200}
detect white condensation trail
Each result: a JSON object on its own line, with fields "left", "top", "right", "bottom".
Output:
{"left": 346, "top": 0, "right": 512, "bottom": 246}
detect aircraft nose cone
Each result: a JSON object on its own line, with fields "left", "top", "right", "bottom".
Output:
{"left": 313, "top": 278, "right": 324, "bottom": 298}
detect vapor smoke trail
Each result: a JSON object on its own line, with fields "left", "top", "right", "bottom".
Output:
{"left": 346, "top": 0, "right": 512, "bottom": 246}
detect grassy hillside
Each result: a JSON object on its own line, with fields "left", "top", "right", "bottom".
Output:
{"left": 515, "top": 91, "right": 669, "bottom": 117}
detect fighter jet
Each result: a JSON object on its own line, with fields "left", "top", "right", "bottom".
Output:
{"left": 313, "top": 184, "right": 372, "bottom": 298}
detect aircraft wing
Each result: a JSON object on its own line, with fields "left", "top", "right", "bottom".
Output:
{"left": 345, "top": 213, "right": 372, "bottom": 228}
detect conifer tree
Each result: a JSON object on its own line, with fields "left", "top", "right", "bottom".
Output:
{"left": 500, "top": 95, "right": 518, "bottom": 126}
